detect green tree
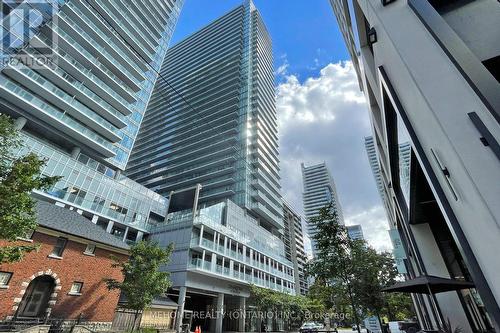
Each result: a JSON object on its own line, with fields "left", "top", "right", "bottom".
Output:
{"left": 308, "top": 203, "right": 415, "bottom": 331}
{"left": 308, "top": 278, "right": 353, "bottom": 325}
{"left": 351, "top": 242, "right": 396, "bottom": 325}
{"left": 105, "top": 241, "right": 174, "bottom": 331}
{"left": 0, "top": 114, "right": 59, "bottom": 263}
{"left": 385, "top": 292, "right": 415, "bottom": 321}
{"left": 249, "top": 285, "right": 309, "bottom": 332}
{"left": 307, "top": 204, "right": 363, "bottom": 333}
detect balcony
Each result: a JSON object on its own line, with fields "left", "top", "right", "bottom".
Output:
{"left": 91, "top": 0, "right": 154, "bottom": 61}
{"left": 0, "top": 77, "right": 115, "bottom": 157}
{"left": 193, "top": 211, "right": 293, "bottom": 267}
{"left": 22, "top": 50, "right": 127, "bottom": 128}
{"left": 45, "top": 25, "right": 138, "bottom": 99}
{"left": 188, "top": 257, "right": 294, "bottom": 295}
{"left": 190, "top": 235, "right": 295, "bottom": 283}
{"left": 32, "top": 36, "right": 134, "bottom": 111}
{"left": 3, "top": 65, "right": 121, "bottom": 143}
{"left": 251, "top": 202, "right": 283, "bottom": 229}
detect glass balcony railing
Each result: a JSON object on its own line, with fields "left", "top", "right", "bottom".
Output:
{"left": 94, "top": 0, "right": 155, "bottom": 57}
{"left": 190, "top": 238, "right": 295, "bottom": 282}
{"left": 52, "top": 25, "right": 137, "bottom": 96}
{"left": 35, "top": 34, "right": 134, "bottom": 108}
{"left": 14, "top": 66, "right": 121, "bottom": 137}
{"left": 59, "top": 11, "right": 143, "bottom": 86}
{"left": 0, "top": 78, "right": 114, "bottom": 153}
{"left": 194, "top": 213, "right": 293, "bottom": 267}
{"left": 188, "top": 257, "right": 293, "bottom": 294}
{"left": 65, "top": 1, "right": 145, "bottom": 76}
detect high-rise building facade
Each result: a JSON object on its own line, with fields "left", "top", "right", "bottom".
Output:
{"left": 301, "top": 162, "right": 344, "bottom": 257}
{"left": 365, "top": 136, "right": 411, "bottom": 221}
{"left": 127, "top": 0, "right": 283, "bottom": 233}
{"left": 127, "top": 3, "right": 293, "bottom": 333}
{"left": 331, "top": 0, "right": 500, "bottom": 331}
{"left": 283, "top": 201, "right": 308, "bottom": 296}
{"left": 346, "top": 224, "right": 364, "bottom": 241}
{"left": 1, "top": 0, "right": 183, "bottom": 244}
{"left": 364, "top": 136, "right": 387, "bottom": 206}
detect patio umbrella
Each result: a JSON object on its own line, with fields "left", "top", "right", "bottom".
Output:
{"left": 382, "top": 275, "right": 474, "bottom": 294}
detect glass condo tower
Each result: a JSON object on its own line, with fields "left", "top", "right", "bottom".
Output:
{"left": 126, "top": 0, "right": 283, "bottom": 234}
{"left": 0, "top": 0, "right": 184, "bottom": 242}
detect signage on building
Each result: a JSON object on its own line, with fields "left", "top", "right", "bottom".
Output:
{"left": 388, "top": 229, "right": 407, "bottom": 274}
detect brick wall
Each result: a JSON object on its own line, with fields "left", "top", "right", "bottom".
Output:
{"left": 0, "top": 231, "right": 128, "bottom": 322}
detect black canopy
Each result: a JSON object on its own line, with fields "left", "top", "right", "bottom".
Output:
{"left": 382, "top": 275, "right": 474, "bottom": 294}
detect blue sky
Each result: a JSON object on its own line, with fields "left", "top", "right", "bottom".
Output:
{"left": 170, "top": 0, "right": 392, "bottom": 251}
{"left": 171, "top": 0, "right": 349, "bottom": 81}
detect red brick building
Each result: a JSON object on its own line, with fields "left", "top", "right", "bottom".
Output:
{"left": 0, "top": 201, "right": 129, "bottom": 326}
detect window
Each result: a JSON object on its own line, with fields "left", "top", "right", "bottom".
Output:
{"left": 91, "top": 196, "right": 105, "bottom": 212}
{"left": 0, "top": 272, "right": 13, "bottom": 287}
{"left": 69, "top": 282, "right": 83, "bottom": 295}
{"left": 68, "top": 187, "right": 87, "bottom": 205}
{"left": 109, "top": 203, "right": 128, "bottom": 216}
{"left": 84, "top": 244, "right": 96, "bottom": 255}
{"left": 51, "top": 237, "right": 67, "bottom": 257}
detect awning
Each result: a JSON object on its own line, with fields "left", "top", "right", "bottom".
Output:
{"left": 382, "top": 275, "right": 474, "bottom": 294}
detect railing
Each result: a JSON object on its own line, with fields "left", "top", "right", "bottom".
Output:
{"left": 194, "top": 213, "right": 293, "bottom": 267}
{"left": 191, "top": 236, "right": 295, "bottom": 281}
{"left": 188, "top": 257, "right": 294, "bottom": 294}
{"left": 0, "top": 317, "right": 96, "bottom": 333}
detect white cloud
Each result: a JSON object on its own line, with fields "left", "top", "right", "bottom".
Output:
{"left": 276, "top": 63, "right": 289, "bottom": 76}
{"left": 277, "top": 61, "right": 392, "bottom": 252}
{"left": 275, "top": 53, "right": 289, "bottom": 77}
{"left": 345, "top": 205, "right": 393, "bottom": 252}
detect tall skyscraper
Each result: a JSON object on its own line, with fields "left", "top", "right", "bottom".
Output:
{"left": 346, "top": 224, "right": 364, "bottom": 241}
{"left": 283, "top": 201, "right": 308, "bottom": 296}
{"left": 127, "top": 0, "right": 283, "bottom": 232}
{"left": 364, "top": 136, "right": 386, "bottom": 205}
{"left": 127, "top": 3, "right": 294, "bottom": 333}
{"left": 1, "top": 0, "right": 183, "bottom": 244}
{"left": 365, "top": 136, "right": 410, "bottom": 219}
{"left": 331, "top": 0, "right": 500, "bottom": 331}
{"left": 301, "top": 162, "right": 344, "bottom": 257}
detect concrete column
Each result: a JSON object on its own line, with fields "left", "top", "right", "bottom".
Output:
{"left": 175, "top": 287, "right": 187, "bottom": 333}
{"left": 14, "top": 117, "right": 27, "bottom": 130}
{"left": 230, "top": 260, "right": 234, "bottom": 275}
{"left": 239, "top": 297, "right": 246, "bottom": 332}
{"left": 91, "top": 215, "right": 98, "bottom": 224}
{"left": 199, "top": 225, "right": 204, "bottom": 246}
{"left": 224, "top": 236, "right": 228, "bottom": 254}
{"left": 122, "top": 226, "right": 129, "bottom": 242}
{"left": 202, "top": 250, "right": 206, "bottom": 262}
{"left": 106, "top": 221, "right": 114, "bottom": 233}
{"left": 136, "top": 231, "right": 144, "bottom": 242}
{"left": 211, "top": 253, "right": 217, "bottom": 271}
{"left": 215, "top": 293, "right": 224, "bottom": 333}
{"left": 71, "top": 147, "right": 81, "bottom": 159}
